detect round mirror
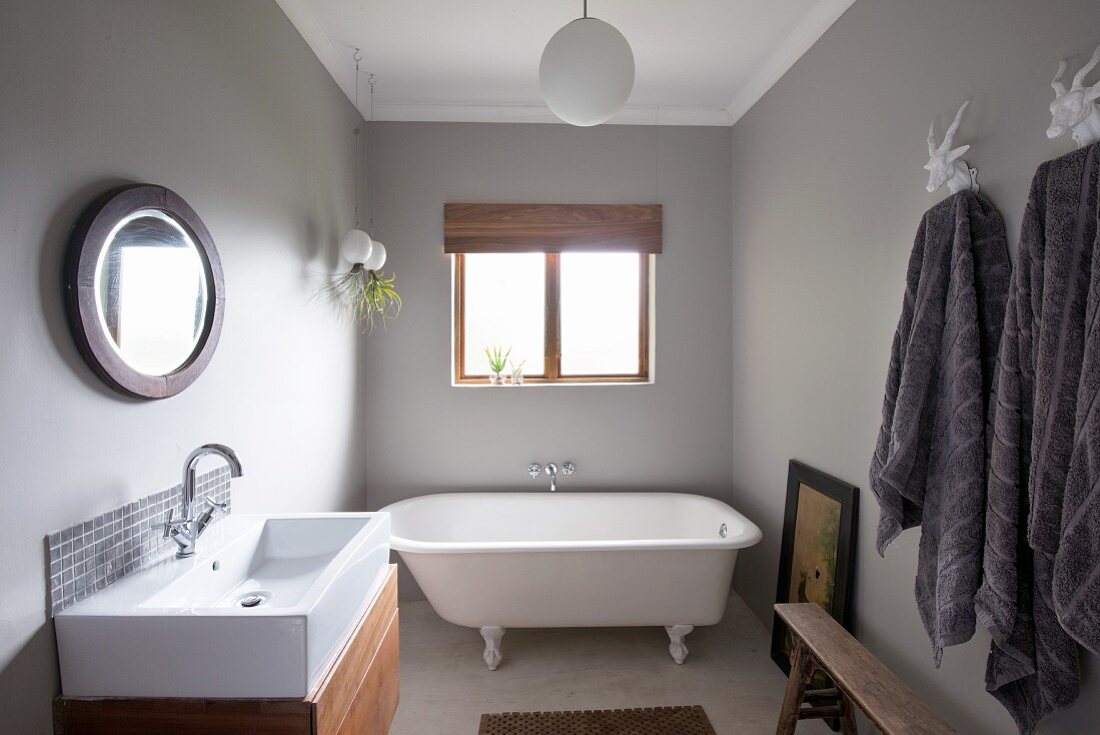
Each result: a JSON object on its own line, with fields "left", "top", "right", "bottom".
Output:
{"left": 95, "top": 209, "right": 209, "bottom": 375}
{"left": 65, "top": 185, "right": 225, "bottom": 399}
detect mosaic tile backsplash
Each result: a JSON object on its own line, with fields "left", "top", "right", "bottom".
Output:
{"left": 46, "top": 466, "right": 232, "bottom": 616}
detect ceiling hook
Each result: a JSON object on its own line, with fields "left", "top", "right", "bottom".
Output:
{"left": 352, "top": 47, "right": 362, "bottom": 64}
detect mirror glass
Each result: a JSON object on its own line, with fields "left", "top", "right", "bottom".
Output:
{"left": 93, "top": 209, "right": 209, "bottom": 376}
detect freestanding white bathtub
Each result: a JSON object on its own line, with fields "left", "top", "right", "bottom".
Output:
{"left": 380, "top": 492, "right": 762, "bottom": 670}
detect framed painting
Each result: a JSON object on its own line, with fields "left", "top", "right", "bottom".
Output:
{"left": 770, "top": 460, "right": 858, "bottom": 676}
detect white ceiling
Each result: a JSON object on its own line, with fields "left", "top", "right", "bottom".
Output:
{"left": 275, "top": 0, "right": 855, "bottom": 126}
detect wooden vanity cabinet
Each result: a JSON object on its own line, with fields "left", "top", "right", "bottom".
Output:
{"left": 54, "top": 565, "right": 400, "bottom": 735}
{"left": 311, "top": 566, "right": 400, "bottom": 735}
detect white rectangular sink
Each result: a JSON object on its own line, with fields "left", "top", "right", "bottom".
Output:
{"left": 55, "top": 512, "right": 391, "bottom": 699}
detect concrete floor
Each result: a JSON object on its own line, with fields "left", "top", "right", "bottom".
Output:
{"left": 390, "top": 593, "right": 833, "bottom": 735}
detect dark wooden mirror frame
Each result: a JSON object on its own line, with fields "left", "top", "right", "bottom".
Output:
{"left": 63, "top": 184, "right": 225, "bottom": 400}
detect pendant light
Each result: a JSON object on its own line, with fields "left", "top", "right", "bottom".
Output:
{"left": 539, "top": 0, "right": 635, "bottom": 126}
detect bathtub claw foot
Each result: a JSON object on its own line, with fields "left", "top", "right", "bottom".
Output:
{"left": 480, "top": 626, "right": 505, "bottom": 671}
{"left": 665, "top": 624, "right": 694, "bottom": 664}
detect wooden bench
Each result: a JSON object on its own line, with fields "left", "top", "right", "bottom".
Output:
{"left": 774, "top": 603, "right": 957, "bottom": 735}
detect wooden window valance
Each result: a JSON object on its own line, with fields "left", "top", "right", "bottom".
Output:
{"left": 443, "top": 203, "right": 663, "bottom": 254}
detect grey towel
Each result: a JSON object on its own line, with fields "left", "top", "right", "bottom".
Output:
{"left": 1053, "top": 148, "right": 1100, "bottom": 655}
{"left": 870, "top": 191, "right": 1010, "bottom": 662}
{"left": 975, "top": 144, "right": 1097, "bottom": 734}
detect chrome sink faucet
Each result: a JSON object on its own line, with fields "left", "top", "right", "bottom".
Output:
{"left": 157, "top": 444, "right": 243, "bottom": 558}
{"left": 527, "top": 461, "right": 575, "bottom": 492}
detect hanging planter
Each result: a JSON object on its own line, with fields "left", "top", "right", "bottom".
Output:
{"left": 323, "top": 51, "right": 401, "bottom": 333}
{"left": 326, "top": 235, "right": 401, "bottom": 333}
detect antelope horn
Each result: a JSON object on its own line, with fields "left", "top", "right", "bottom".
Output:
{"left": 948, "top": 145, "right": 971, "bottom": 163}
{"left": 928, "top": 121, "right": 938, "bottom": 155}
{"left": 1052, "top": 60, "right": 1069, "bottom": 97}
{"left": 1088, "top": 79, "right": 1100, "bottom": 103}
{"left": 1071, "top": 43, "right": 1100, "bottom": 90}
{"left": 940, "top": 100, "right": 970, "bottom": 152}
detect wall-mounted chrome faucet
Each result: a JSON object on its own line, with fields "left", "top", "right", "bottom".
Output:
{"left": 527, "top": 461, "right": 575, "bottom": 492}
{"left": 156, "top": 444, "right": 243, "bottom": 558}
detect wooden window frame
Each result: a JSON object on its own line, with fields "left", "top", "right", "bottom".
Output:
{"left": 453, "top": 252, "right": 650, "bottom": 384}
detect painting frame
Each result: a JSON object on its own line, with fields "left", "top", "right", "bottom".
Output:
{"left": 770, "top": 459, "right": 858, "bottom": 676}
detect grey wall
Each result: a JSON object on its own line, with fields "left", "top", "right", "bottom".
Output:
{"left": 363, "top": 122, "right": 734, "bottom": 596}
{"left": 0, "top": 1, "right": 368, "bottom": 731}
{"left": 5, "top": 0, "right": 1095, "bottom": 731}
{"left": 729, "top": 0, "right": 1100, "bottom": 733}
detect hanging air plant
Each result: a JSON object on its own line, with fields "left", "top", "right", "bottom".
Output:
{"left": 325, "top": 235, "right": 401, "bottom": 333}
{"left": 323, "top": 51, "right": 401, "bottom": 333}
{"left": 324, "top": 265, "right": 402, "bottom": 333}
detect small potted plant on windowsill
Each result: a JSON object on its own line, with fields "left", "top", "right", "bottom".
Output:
{"left": 508, "top": 360, "right": 525, "bottom": 386}
{"left": 485, "top": 345, "right": 511, "bottom": 385}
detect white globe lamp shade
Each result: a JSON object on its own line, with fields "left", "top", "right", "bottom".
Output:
{"left": 339, "top": 228, "right": 373, "bottom": 265}
{"left": 539, "top": 18, "right": 634, "bottom": 127}
{"left": 363, "top": 240, "right": 387, "bottom": 271}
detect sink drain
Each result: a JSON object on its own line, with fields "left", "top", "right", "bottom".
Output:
{"left": 236, "top": 591, "right": 270, "bottom": 608}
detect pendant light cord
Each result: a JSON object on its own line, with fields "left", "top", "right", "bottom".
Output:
{"left": 583, "top": 0, "right": 588, "bottom": 18}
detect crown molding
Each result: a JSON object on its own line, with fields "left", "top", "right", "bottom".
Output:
{"left": 725, "top": 0, "right": 856, "bottom": 124}
{"left": 370, "top": 103, "right": 732, "bottom": 126}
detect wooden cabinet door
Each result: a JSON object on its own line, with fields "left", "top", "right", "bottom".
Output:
{"left": 311, "top": 566, "right": 399, "bottom": 735}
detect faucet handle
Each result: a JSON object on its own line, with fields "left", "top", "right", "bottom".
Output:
{"left": 527, "top": 463, "right": 541, "bottom": 479}
{"left": 204, "top": 498, "right": 229, "bottom": 516}
{"left": 153, "top": 508, "right": 178, "bottom": 539}
{"left": 562, "top": 462, "right": 575, "bottom": 476}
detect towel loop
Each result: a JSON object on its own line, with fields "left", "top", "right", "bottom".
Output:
{"left": 924, "top": 100, "right": 979, "bottom": 196}
{"left": 1047, "top": 43, "right": 1100, "bottom": 148}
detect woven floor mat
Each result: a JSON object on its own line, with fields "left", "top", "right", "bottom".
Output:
{"left": 477, "top": 705, "right": 718, "bottom": 735}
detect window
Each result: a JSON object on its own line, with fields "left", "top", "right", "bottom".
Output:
{"left": 454, "top": 252, "right": 650, "bottom": 383}
{"left": 445, "top": 203, "right": 661, "bottom": 385}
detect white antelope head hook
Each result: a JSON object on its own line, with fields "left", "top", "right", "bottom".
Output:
{"left": 1048, "top": 44, "right": 1100, "bottom": 147}
{"left": 925, "top": 100, "right": 977, "bottom": 195}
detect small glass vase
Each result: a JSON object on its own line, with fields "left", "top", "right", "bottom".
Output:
{"left": 489, "top": 372, "right": 504, "bottom": 385}
{"left": 509, "top": 370, "right": 524, "bottom": 386}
